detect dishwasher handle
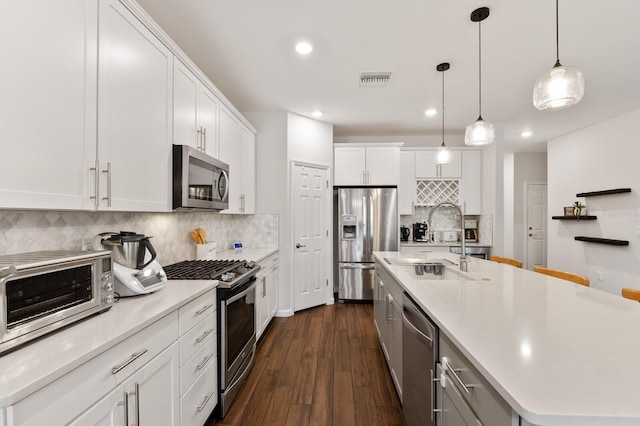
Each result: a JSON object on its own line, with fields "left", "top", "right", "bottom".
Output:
{"left": 401, "top": 308, "right": 433, "bottom": 347}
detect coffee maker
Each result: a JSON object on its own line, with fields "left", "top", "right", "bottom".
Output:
{"left": 413, "top": 222, "right": 428, "bottom": 242}
{"left": 464, "top": 220, "right": 479, "bottom": 242}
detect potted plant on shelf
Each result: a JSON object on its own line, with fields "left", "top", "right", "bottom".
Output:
{"left": 573, "top": 201, "right": 586, "bottom": 220}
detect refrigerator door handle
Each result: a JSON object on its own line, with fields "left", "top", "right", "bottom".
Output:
{"left": 362, "top": 195, "right": 368, "bottom": 256}
{"left": 339, "top": 263, "right": 376, "bottom": 270}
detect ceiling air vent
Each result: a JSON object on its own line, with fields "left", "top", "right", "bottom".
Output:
{"left": 359, "top": 72, "right": 392, "bottom": 87}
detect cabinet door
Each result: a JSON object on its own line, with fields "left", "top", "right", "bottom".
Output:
{"left": 255, "top": 273, "right": 267, "bottom": 340}
{"left": 389, "top": 293, "right": 403, "bottom": 400}
{"left": 373, "top": 273, "right": 386, "bottom": 341}
{"left": 414, "top": 151, "right": 438, "bottom": 178}
{"left": 0, "top": 0, "right": 97, "bottom": 210}
{"left": 219, "top": 106, "right": 242, "bottom": 213}
{"left": 366, "top": 146, "right": 399, "bottom": 185}
{"left": 199, "top": 87, "right": 220, "bottom": 158}
{"left": 399, "top": 151, "right": 415, "bottom": 215}
{"left": 334, "top": 146, "right": 366, "bottom": 185}
{"left": 123, "top": 343, "right": 180, "bottom": 425}
{"left": 173, "top": 60, "right": 199, "bottom": 149}
{"left": 440, "top": 151, "right": 462, "bottom": 178}
{"left": 459, "top": 151, "right": 481, "bottom": 214}
{"left": 68, "top": 386, "right": 124, "bottom": 426}
{"left": 240, "top": 126, "right": 256, "bottom": 214}
{"left": 268, "top": 263, "right": 279, "bottom": 319}
{"left": 98, "top": 0, "right": 173, "bottom": 211}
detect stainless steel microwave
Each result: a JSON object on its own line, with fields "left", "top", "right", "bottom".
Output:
{"left": 172, "top": 144, "right": 229, "bottom": 210}
{"left": 0, "top": 250, "right": 115, "bottom": 354}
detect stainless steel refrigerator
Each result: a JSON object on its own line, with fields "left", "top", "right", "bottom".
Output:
{"left": 335, "top": 187, "right": 398, "bottom": 301}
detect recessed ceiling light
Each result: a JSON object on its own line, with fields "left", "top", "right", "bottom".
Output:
{"left": 521, "top": 131, "right": 533, "bottom": 138}
{"left": 425, "top": 108, "right": 437, "bottom": 116}
{"left": 311, "top": 110, "right": 323, "bottom": 118}
{"left": 295, "top": 42, "right": 313, "bottom": 55}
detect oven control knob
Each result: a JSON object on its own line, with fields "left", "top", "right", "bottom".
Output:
{"left": 103, "top": 294, "right": 114, "bottom": 304}
{"left": 102, "top": 281, "right": 114, "bottom": 292}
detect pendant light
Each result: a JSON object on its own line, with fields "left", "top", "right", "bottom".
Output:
{"left": 465, "top": 7, "right": 494, "bottom": 146}
{"left": 435, "top": 63, "right": 453, "bottom": 165}
{"left": 533, "top": 0, "right": 584, "bottom": 111}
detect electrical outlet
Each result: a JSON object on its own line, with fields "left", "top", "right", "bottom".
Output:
{"left": 597, "top": 271, "right": 604, "bottom": 281}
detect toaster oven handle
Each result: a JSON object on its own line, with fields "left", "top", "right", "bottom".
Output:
{"left": 0, "top": 264, "right": 17, "bottom": 279}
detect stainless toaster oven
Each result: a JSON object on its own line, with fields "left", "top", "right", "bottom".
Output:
{"left": 0, "top": 250, "right": 115, "bottom": 354}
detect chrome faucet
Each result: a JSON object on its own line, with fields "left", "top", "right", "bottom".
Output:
{"left": 427, "top": 201, "right": 468, "bottom": 272}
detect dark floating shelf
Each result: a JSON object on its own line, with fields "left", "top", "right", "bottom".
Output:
{"left": 574, "top": 236, "right": 629, "bottom": 246}
{"left": 552, "top": 215, "right": 597, "bottom": 220}
{"left": 576, "top": 188, "right": 631, "bottom": 197}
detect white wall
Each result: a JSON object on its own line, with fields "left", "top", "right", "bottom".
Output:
{"left": 503, "top": 153, "right": 515, "bottom": 257}
{"left": 244, "top": 111, "right": 334, "bottom": 316}
{"left": 548, "top": 108, "right": 640, "bottom": 295}
{"left": 513, "top": 153, "right": 547, "bottom": 263}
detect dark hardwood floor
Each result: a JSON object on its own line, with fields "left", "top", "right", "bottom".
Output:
{"left": 209, "top": 303, "right": 405, "bottom": 426}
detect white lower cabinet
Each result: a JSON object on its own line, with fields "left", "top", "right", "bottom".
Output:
{"left": 373, "top": 264, "right": 403, "bottom": 401}
{"left": 178, "top": 290, "right": 218, "bottom": 426}
{"left": 256, "top": 253, "right": 279, "bottom": 341}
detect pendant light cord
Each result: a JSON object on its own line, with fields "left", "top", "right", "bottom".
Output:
{"left": 555, "top": 0, "right": 561, "bottom": 67}
{"left": 441, "top": 68, "right": 445, "bottom": 147}
{"left": 478, "top": 20, "right": 482, "bottom": 120}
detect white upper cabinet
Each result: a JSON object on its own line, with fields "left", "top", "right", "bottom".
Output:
{"left": 96, "top": 0, "right": 173, "bottom": 211}
{"left": 459, "top": 150, "right": 482, "bottom": 214}
{"left": 0, "top": 0, "right": 98, "bottom": 210}
{"left": 219, "top": 106, "right": 256, "bottom": 214}
{"left": 334, "top": 145, "right": 400, "bottom": 186}
{"left": 398, "top": 151, "right": 415, "bottom": 215}
{"left": 173, "top": 60, "right": 219, "bottom": 157}
{"left": 415, "top": 150, "right": 462, "bottom": 178}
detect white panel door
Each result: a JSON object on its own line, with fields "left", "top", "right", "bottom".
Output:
{"left": 294, "top": 164, "right": 329, "bottom": 311}
{"left": 366, "top": 146, "right": 399, "bottom": 185}
{"left": 67, "top": 387, "right": 123, "bottom": 426}
{"left": 98, "top": 0, "right": 173, "bottom": 211}
{"left": 334, "top": 146, "right": 366, "bottom": 185}
{"left": 526, "top": 184, "right": 547, "bottom": 270}
{"left": 219, "top": 106, "right": 242, "bottom": 212}
{"left": 398, "top": 151, "right": 415, "bottom": 215}
{"left": 199, "top": 87, "right": 219, "bottom": 157}
{"left": 173, "top": 60, "right": 199, "bottom": 149}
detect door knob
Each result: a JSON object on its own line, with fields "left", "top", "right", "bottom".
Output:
{"left": 296, "top": 243, "right": 306, "bottom": 248}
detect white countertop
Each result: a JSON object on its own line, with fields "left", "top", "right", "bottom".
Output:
{"left": 376, "top": 250, "right": 640, "bottom": 426}
{"left": 215, "top": 247, "right": 278, "bottom": 263}
{"left": 0, "top": 280, "right": 216, "bottom": 406}
{"left": 400, "top": 241, "right": 492, "bottom": 247}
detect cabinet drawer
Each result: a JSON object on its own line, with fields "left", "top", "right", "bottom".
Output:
{"left": 9, "top": 311, "right": 179, "bottom": 426}
{"left": 440, "top": 333, "right": 512, "bottom": 426}
{"left": 180, "top": 312, "right": 216, "bottom": 366}
{"left": 180, "top": 333, "right": 216, "bottom": 396}
{"left": 179, "top": 289, "right": 216, "bottom": 335}
{"left": 180, "top": 358, "right": 218, "bottom": 426}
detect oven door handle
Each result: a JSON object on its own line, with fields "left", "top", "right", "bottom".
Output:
{"left": 226, "top": 279, "right": 256, "bottom": 305}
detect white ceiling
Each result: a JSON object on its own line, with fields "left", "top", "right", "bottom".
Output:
{"left": 136, "top": 0, "right": 640, "bottom": 152}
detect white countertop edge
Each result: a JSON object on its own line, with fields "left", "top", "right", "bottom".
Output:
{"left": 0, "top": 280, "right": 216, "bottom": 406}
{"left": 215, "top": 247, "right": 278, "bottom": 263}
{"left": 374, "top": 251, "right": 640, "bottom": 426}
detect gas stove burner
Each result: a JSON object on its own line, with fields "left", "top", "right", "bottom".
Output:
{"left": 163, "top": 259, "right": 260, "bottom": 288}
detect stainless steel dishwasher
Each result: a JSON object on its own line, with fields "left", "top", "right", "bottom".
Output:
{"left": 402, "top": 293, "right": 438, "bottom": 426}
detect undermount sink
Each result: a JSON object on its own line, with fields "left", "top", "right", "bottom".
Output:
{"left": 384, "top": 257, "right": 455, "bottom": 266}
{"left": 385, "top": 258, "right": 477, "bottom": 281}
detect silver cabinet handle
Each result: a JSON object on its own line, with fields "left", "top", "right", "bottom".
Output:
{"left": 377, "top": 280, "right": 384, "bottom": 302}
{"left": 196, "top": 354, "right": 213, "bottom": 371}
{"left": 430, "top": 369, "right": 442, "bottom": 421}
{"left": 197, "top": 393, "right": 214, "bottom": 412}
{"left": 196, "top": 127, "right": 202, "bottom": 150}
{"left": 385, "top": 294, "right": 390, "bottom": 323}
{"left": 90, "top": 159, "right": 99, "bottom": 207}
{"left": 102, "top": 162, "right": 112, "bottom": 207}
{"left": 443, "top": 357, "right": 476, "bottom": 395}
{"left": 240, "top": 194, "right": 245, "bottom": 212}
{"left": 295, "top": 243, "right": 306, "bottom": 248}
{"left": 111, "top": 349, "right": 148, "bottom": 374}
{"left": 263, "top": 276, "right": 266, "bottom": 297}
{"left": 202, "top": 127, "right": 207, "bottom": 152}
{"left": 119, "top": 392, "right": 129, "bottom": 425}
{"left": 195, "top": 304, "right": 213, "bottom": 316}
{"left": 134, "top": 382, "right": 140, "bottom": 425}
{"left": 196, "top": 329, "right": 214, "bottom": 343}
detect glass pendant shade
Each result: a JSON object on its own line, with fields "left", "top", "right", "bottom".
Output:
{"left": 465, "top": 118, "right": 495, "bottom": 146}
{"left": 435, "top": 144, "right": 453, "bottom": 164}
{"left": 533, "top": 64, "right": 585, "bottom": 111}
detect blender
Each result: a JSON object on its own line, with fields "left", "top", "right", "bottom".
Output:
{"left": 93, "top": 231, "right": 166, "bottom": 296}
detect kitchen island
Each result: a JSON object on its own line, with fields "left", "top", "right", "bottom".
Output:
{"left": 376, "top": 250, "right": 640, "bottom": 426}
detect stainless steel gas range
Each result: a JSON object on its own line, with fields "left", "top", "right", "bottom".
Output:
{"left": 164, "top": 259, "right": 260, "bottom": 418}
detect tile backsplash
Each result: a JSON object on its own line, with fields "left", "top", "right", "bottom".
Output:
{"left": 400, "top": 206, "right": 493, "bottom": 245}
{"left": 0, "top": 210, "right": 278, "bottom": 265}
